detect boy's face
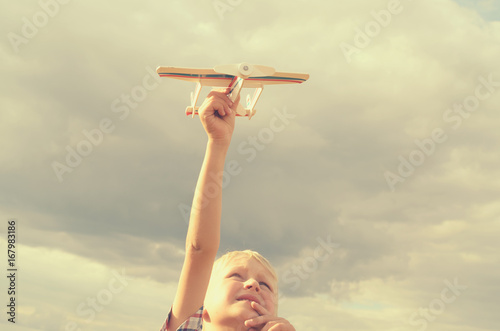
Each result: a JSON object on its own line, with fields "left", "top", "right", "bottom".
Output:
{"left": 204, "top": 257, "right": 277, "bottom": 326}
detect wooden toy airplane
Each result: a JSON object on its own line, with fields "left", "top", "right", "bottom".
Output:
{"left": 156, "top": 63, "right": 309, "bottom": 119}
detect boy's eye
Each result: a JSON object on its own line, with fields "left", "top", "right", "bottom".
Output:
{"left": 229, "top": 273, "right": 241, "bottom": 278}
{"left": 259, "top": 282, "right": 271, "bottom": 290}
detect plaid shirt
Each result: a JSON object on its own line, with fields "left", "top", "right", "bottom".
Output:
{"left": 160, "top": 306, "right": 203, "bottom": 331}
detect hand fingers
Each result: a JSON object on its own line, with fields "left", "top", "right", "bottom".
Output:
{"left": 244, "top": 305, "right": 282, "bottom": 329}
{"left": 245, "top": 303, "right": 291, "bottom": 330}
{"left": 245, "top": 315, "right": 276, "bottom": 327}
{"left": 202, "top": 91, "right": 233, "bottom": 117}
{"left": 263, "top": 322, "right": 293, "bottom": 331}
{"left": 210, "top": 88, "right": 240, "bottom": 113}
{"left": 250, "top": 301, "right": 270, "bottom": 316}
{"left": 209, "top": 89, "right": 234, "bottom": 107}
{"left": 246, "top": 317, "right": 294, "bottom": 331}
{"left": 209, "top": 98, "right": 230, "bottom": 117}
{"left": 262, "top": 322, "right": 277, "bottom": 331}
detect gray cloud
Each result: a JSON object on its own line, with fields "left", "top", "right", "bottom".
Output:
{"left": 1, "top": 0, "right": 499, "bottom": 330}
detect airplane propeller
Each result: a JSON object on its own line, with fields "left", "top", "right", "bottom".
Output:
{"left": 213, "top": 63, "right": 275, "bottom": 78}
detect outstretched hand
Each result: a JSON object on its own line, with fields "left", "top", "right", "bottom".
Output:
{"left": 245, "top": 302, "right": 296, "bottom": 331}
{"left": 199, "top": 88, "right": 240, "bottom": 146}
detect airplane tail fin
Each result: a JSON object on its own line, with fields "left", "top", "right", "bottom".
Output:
{"left": 185, "top": 106, "right": 199, "bottom": 116}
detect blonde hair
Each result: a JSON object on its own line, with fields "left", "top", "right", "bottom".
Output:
{"left": 212, "top": 250, "right": 278, "bottom": 293}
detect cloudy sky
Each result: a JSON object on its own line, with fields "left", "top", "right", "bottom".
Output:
{"left": 1, "top": 0, "right": 500, "bottom": 330}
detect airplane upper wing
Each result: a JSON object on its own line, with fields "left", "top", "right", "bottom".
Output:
{"left": 156, "top": 67, "right": 309, "bottom": 88}
{"left": 156, "top": 67, "right": 234, "bottom": 87}
{"left": 243, "top": 72, "right": 309, "bottom": 87}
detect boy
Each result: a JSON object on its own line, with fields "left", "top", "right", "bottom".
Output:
{"left": 160, "top": 89, "right": 296, "bottom": 331}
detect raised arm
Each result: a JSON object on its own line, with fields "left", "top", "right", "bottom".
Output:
{"left": 168, "top": 90, "right": 238, "bottom": 331}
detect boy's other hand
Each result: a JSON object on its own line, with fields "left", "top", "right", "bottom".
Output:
{"left": 244, "top": 301, "right": 296, "bottom": 331}
{"left": 199, "top": 88, "right": 240, "bottom": 146}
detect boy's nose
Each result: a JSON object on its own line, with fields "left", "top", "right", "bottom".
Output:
{"left": 244, "top": 279, "right": 260, "bottom": 292}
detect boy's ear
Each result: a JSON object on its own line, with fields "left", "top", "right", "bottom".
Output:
{"left": 202, "top": 307, "right": 211, "bottom": 323}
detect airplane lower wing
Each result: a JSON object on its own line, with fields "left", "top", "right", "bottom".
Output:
{"left": 186, "top": 103, "right": 256, "bottom": 118}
